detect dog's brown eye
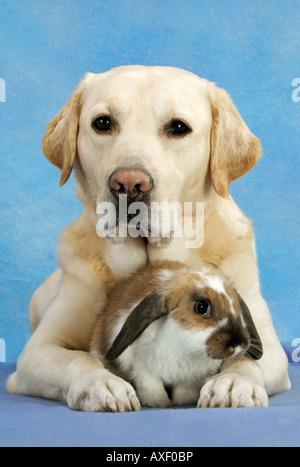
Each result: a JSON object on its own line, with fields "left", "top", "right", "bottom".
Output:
{"left": 93, "top": 116, "right": 112, "bottom": 132}
{"left": 168, "top": 120, "right": 191, "bottom": 136}
{"left": 194, "top": 299, "right": 211, "bottom": 317}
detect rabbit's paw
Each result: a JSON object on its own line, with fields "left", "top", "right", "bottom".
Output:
{"left": 139, "top": 389, "right": 173, "bottom": 408}
{"left": 198, "top": 372, "right": 268, "bottom": 408}
{"left": 136, "top": 378, "right": 173, "bottom": 408}
{"left": 67, "top": 369, "right": 140, "bottom": 412}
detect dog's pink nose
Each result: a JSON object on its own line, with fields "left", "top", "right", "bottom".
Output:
{"left": 109, "top": 169, "right": 153, "bottom": 200}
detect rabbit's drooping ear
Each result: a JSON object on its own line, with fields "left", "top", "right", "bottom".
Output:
{"left": 43, "top": 73, "right": 94, "bottom": 187}
{"left": 238, "top": 295, "right": 263, "bottom": 360}
{"left": 209, "top": 85, "right": 262, "bottom": 199}
{"left": 106, "top": 292, "right": 170, "bottom": 361}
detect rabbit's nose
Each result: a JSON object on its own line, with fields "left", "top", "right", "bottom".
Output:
{"left": 227, "top": 333, "right": 249, "bottom": 353}
{"left": 206, "top": 328, "right": 250, "bottom": 360}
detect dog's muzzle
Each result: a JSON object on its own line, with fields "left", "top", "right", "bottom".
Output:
{"left": 97, "top": 168, "right": 175, "bottom": 246}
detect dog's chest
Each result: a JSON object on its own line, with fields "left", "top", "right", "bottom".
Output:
{"left": 104, "top": 238, "right": 148, "bottom": 278}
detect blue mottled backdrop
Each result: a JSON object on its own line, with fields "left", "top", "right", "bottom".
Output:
{"left": 0, "top": 0, "right": 299, "bottom": 362}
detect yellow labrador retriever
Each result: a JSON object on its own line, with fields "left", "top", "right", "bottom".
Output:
{"left": 7, "top": 66, "right": 290, "bottom": 411}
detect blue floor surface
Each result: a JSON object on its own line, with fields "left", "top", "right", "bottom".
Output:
{"left": 0, "top": 352, "right": 299, "bottom": 447}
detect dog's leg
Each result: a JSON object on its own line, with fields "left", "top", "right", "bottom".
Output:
{"left": 29, "top": 269, "right": 62, "bottom": 332}
{"left": 7, "top": 271, "right": 140, "bottom": 412}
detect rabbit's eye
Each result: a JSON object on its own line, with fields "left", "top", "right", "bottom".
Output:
{"left": 194, "top": 299, "right": 211, "bottom": 317}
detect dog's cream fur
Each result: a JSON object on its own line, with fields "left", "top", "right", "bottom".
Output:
{"left": 7, "top": 66, "right": 290, "bottom": 411}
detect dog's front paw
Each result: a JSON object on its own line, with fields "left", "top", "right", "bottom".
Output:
{"left": 198, "top": 372, "right": 268, "bottom": 408}
{"left": 67, "top": 369, "right": 140, "bottom": 412}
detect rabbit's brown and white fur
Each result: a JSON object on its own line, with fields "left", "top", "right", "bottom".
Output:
{"left": 91, "top": 261, "right": 263, "bottom": 408}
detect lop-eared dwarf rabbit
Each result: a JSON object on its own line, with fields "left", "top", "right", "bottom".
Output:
{"left": 90, "top": 260, "right": 263, "bottom": 409}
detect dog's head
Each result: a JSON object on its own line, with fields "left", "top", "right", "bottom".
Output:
{"left": 43, "top": 66, "right": 262, "bottom": 245}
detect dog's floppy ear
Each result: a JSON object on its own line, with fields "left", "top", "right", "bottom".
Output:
{"left": 42, "top": 73, "right": 94, "bottom": 187}
{"left": 238, "top": 294, "right": 263, "bottom": 360}
{"left": 209, "top": 85, "right": 262, "bottom": 198}
{"left": 106, "top": 292, "right": 170, "bottom": 361}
